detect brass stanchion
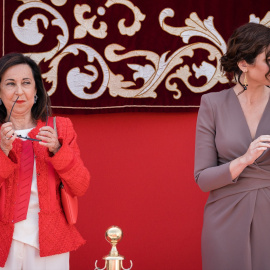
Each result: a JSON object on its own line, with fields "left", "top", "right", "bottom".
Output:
{"left": 95, "top": 226, "right": 133, "bottom": 270}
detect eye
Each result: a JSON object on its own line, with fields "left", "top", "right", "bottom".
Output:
{"left": 22, "top": 81, "right": 31, "bottom": 86}
{"left": 6, "top": 82, "right": 15, "bottom": 86}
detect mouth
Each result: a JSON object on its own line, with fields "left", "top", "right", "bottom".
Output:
{"left": 16, "top": 100, "right": 25, "bottom": 104}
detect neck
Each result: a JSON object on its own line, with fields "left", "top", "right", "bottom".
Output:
{"left": 7, "top": 115, "right": 36, "bottom": 130}
{"left": 235, "top": 84, "right": 269, "bottom": 104}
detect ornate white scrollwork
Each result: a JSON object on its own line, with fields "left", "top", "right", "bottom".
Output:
{"left": 43, "top": 44, "right": 109, "bottom": 99}
{"left": 8, "top": 1, "right": 270, "bottom": 102}
{"left": 249, "top": 11, "right": 270, "bottom": 26}
{"left": 159, "top": 11, "right": 227, "bottom": 53}
{"left": 51, "top": 0, "right": 67, "bottom": 7}
{"left": 74, "top": 4, "right": 108, "bottom": 39}
{"left": 74, "top": 0, "right": 145, "bottom": 40}
{"left": 12, "top": 1, "right": 69, "bottom": 64}
{"left": 105, "top": 0, "right": 146, "bottom": 36}
{"left": 101, "top": 11, "right": 231, "bottom": 99}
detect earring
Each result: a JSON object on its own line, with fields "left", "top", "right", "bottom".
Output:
{"left": 243, "top": 71, "right": 248, "bottom": 90}
{"left": 237, "top": 71, "right": 248, "bottom": 96}
{"left": 0, "top": 98, "right": 2, "bottom": 105}
{"left": 34, "top": 95, "right": 38, "bottom": 104}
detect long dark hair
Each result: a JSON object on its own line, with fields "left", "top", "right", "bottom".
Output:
{"left": 0, "top": 53, "right": 52, "bottom": 123}
{"left": 220, "top": 23, "right": 270, "bottom": 82}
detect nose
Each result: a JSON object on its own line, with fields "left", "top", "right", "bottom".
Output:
{"left": 16, "top": 84, "right": 24, "bottom": 95}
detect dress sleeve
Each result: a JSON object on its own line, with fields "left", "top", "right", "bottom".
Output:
{"left": 194, "top": 94, "right": 236, "bottom": 192}
{"left": 46, "top": 117, "right": 90, "bottom": 196}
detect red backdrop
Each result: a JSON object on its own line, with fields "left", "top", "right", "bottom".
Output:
{"left": 66, "top": 111, "right": 208, "bottom": 270}
{"left": 1, "top": 1, "right": 269, "bottom": 269}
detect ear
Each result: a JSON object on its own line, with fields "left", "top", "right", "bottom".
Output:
{"left": 237, "top": 60, "right": 248, "bottom": 72}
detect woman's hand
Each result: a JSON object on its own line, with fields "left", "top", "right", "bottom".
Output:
{"left": 241, "top": 135, "right": 270, "bottom": 165}
{"left": 0, "top": 122, "right": 17, "bottom": 156}
{"left": 37, "top": 126, "right": 61, "bottom": 154}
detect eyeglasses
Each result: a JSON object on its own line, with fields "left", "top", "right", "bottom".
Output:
{"left": 7, "top": 96, "right": 48, "bottom": 142}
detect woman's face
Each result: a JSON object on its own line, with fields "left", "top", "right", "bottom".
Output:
{"left": 0, "top": 64, "right": 36, "bottom": 119}
{"left": 247, "top": 48, "right": 270, "bottom": 86}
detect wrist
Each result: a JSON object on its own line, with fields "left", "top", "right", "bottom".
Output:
{"left": 238, "top": 154, "right": 250, "bottom": 167}
{"left": 0, "top": 145, "right": 9, "bottom": 156}
{"left": 52, "top": 144, "right": 61, "bottom": 155}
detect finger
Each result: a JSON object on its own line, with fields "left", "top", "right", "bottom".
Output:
{"left": 1, "top": 125, "right": 13, "bottom": 135}
{"left": 36, "top": 134, "right": 50, "bottom": 142}
{"left": 5, "top": 130, "right": 15, "bottom": 140}
{"left": 256, "top": 135, "right": 270, "bottom": 143}
{"left": 8, "top": 133, "right": 17, "bottom": 142}
{"left": 38, "top": 133, "right": 58, "bottom": 143}
{"left": 39, "top": 126, "right": 54, "bottom": 133}
{"left": 38, "top": 141, "right": 49, "bottom": 147}
{"left": 254, "top": 141, "right": 270, "bottom": 149}
{"left": 38, "top": 130, "right": 55, "bottom": 138}
{"left": 255, "top": 147, "right": 268, "bottom": 152}
{"left": 3, "top": 134, "right": 16, "bottom": 145}
{"left": 1, "top": 122, "right": 13, "bottom": 129}
{"left": 259, "top": 141, "right": 270, "bottom": 146}
{"left": 39, "top": 140, "right": 55, "bottom": 149}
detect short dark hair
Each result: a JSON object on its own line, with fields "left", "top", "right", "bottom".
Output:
{"left": 0, "top": 53, "right": 52, "bottom": 123}
{"left": 220, "top": 23, "right": 270, "bottom": 81}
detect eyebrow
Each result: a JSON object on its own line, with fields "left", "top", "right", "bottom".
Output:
{"left": 4, "top": 78, "right": 32, "bottom": 82}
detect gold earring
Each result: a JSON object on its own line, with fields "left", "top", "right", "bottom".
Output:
{"left": 244, "top": 71, "right": 248, "bottom": 90}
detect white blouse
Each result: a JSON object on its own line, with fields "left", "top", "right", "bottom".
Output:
{"left": 12, "top": 128, "right": 40, "bottom": 249}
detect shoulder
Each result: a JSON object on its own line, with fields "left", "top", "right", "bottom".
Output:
{"left": 200, "top": 87, "right": 234, "bottom": 110}
{"left": 201, "top": 88, "right": 233, "bottom": 104}
{"left": 198, "top": 88, "right": 235, "bottom": 121}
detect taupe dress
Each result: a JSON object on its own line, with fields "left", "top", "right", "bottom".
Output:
{"left": 194, "top": 87, "right": 270, "bottom": 270}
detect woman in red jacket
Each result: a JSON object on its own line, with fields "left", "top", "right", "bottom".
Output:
{"left": 0, "top": 53, "right": 90, "bottom": 269}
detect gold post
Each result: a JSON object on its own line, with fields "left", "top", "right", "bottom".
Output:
{"left": 94, "top": 226, "right": 133, "bottom": 270}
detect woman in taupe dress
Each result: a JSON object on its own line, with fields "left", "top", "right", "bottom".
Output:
{"left": 194, "top": 23, "right": 270, "bottom": 270}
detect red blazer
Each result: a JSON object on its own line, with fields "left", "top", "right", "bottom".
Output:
{"left": 0, "top": 117, "right": 90, "bottom": 267}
